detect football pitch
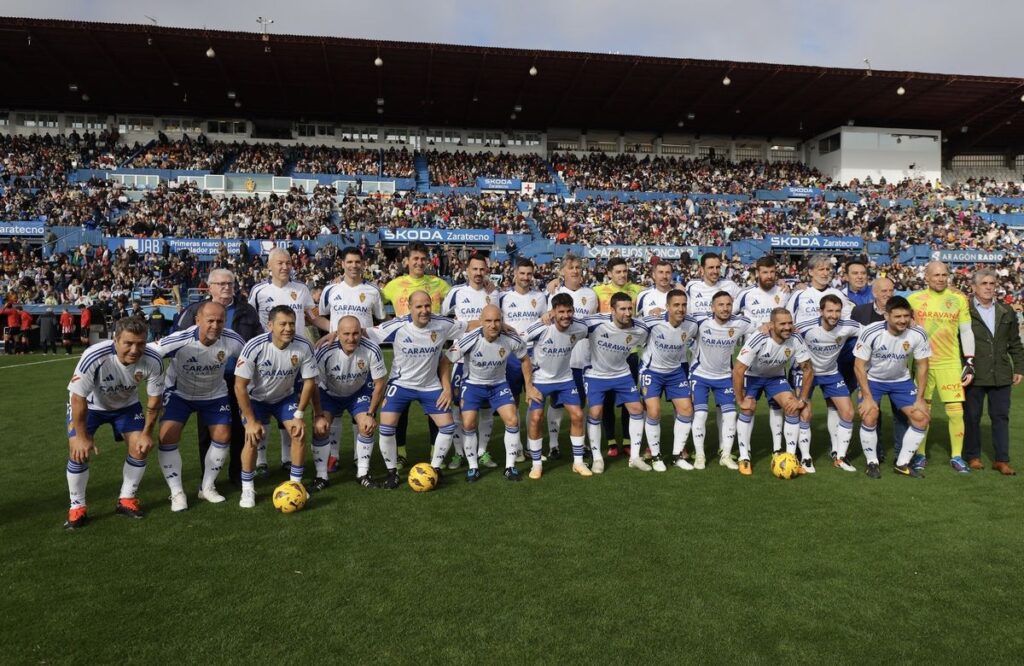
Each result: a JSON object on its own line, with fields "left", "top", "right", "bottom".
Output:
{"left": 2, "top": 352, "right": 1023, "bottom": 664}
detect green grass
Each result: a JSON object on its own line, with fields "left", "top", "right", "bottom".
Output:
{"left": 2, "top": 350, "right": 1024, "bottom": 664}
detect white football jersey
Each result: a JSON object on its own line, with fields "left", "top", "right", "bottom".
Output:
{"left": 635, "top": 287, "right": 672, "bottom": 317}
{"left": 442, "top": 284, "right": 494, "bottom": 322}
{"left": 686, "top": 279, "right": 740, "bottom": 321}
{"left": 498, "top": 289, "right": 547, "bottom": 336}
{"left": 365, "top": 315, "right": 467, "bottom": 391}
{"left": 451, "top": 330, "right": 527, "bottom": 385}
{"left": 854, "top": 322, "right": 932, "bottom": 383}
{"left": 795, "top": 318, "right": 862, "bottom": 375}
{"left": 641, "top": 315, "right": 700, "bottom": 374}
{"left": 319, "top": 280, "right": 385, "bottom": 330}
{"left": 314, "top": 338, "right": 388, "bottom": 398}
{"left": 524, "top": 319, "right": 590, "bottom": 384}
{"left": 584, "top": 315, "right": 650, "bottom": 380}
{"left": 150, "top": 326, "right": 246, "bottom": 401}
{"left": 552, "top": 284, "right": 599, "bottom": 369}
{"left": 736, "top": 332, "right": 811, "bottom": 378}
{"left": 248, "top": 279, "right": 315, "bottom": 330}
{"left": 235, "top": 333, "right": 318, "bottom": 404}
{"left": 734, "top": 285, "right": 788, "bottom": 328}
{"left": 68, "top": 340, "right": 164, "bottom": 411}
{"left": 787, "top": 287, "right": 854, "bottom": 327}
{"left": 691, "top": 316, "right": 754, "bottom": 381}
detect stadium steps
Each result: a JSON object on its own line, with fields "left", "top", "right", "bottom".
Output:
{"left": 414, "top": 152, "right": 431, "bottom": 192}
{"left": 545, "top": 161, "right": 571, "bottom": 198}
{"left": 121, "top": 139, "right": 154, "bottom": 168}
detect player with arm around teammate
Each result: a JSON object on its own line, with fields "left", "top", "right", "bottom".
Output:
{"left": 234, "top": 306, "right": 319, "bottom": 508}
{"left": 149, "top": 301, "right": 245, "bottom": 511}
{"left": 64, "top": 317, "right": 165, "bottom": 529}
{"left": 732, "top": 308, "right": 814, "bottom": 476}
{"left": 310, "top": 316, "right": 387, "bottom": 491}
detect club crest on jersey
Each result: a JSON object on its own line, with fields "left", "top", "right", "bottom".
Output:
{"left": 359, "top": 293, "right": 366, "bottom": 303}
{"left": 217, "top": 351, "right": 225, "bottom": 363}
{"left": 581, "top": 296, "right": 588, "bottom": 305}
{"left": 430, "top": 331, "right": 438, "bottom": 343}
{"left": 626, "top": 335, "right": 633, "bottom": 345}
{"left": 774, "top": 295, "right": 781, "bottom": 304}
{"left": 531, "top": 298, "right": 537, "bottom": 308}
{"left": 290, "top": 291, "right": 298, "bottom": 301}
{"left": 570, "top": 334, "right": 577, "bottom": 344}
{"left": 728, "top": 328, "right": 735, "bottom": 338}
{"left": 357, "top": 359, "right": 366, "bottom": 370}
{"left": 291, "top": 354, "right": 299, "bottom": 367}
{"left": 784, "top": 348, "right": 792, "bottom": 359}
{"left": 903, "top": 341, "right": 910, "bottom": 352}
{"left": 945, "top": 298, "right": 955, "bottom": 309}
{"left": 499, "top": 347, "right": 507, "bottom": 358}
{"left": 134, "top": 371, "right": 144, "bottom": 383}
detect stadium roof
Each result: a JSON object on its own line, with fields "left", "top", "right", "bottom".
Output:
{"left": 2, "top": 16, "right": 1024, "bottom": 153}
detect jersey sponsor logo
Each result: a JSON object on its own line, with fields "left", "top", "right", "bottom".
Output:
{"left": 71, "top": 374, "right": 81, "bottom": 383}
{"left": 103, "top": 373, "right": 115, "bottom": 382}
{"left": 236, "top": 359, "right": 245, "bottom": 368}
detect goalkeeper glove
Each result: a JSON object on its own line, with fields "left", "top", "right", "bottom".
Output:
{"left": 961, "top": 357, "right": 975, "bottom": 385}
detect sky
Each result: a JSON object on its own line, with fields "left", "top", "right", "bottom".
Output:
{"left": 4, "top": 0, "right": 1022, "bottom": 78}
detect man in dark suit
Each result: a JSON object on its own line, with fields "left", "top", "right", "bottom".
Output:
{"left": 964, "top": 269, "right": 1024, "bottom": 475}
{"left": 174, "top": 269, "right": 261, "bottom": 485}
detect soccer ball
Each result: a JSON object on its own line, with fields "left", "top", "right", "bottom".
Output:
{"left": 272, "top": 480, "right": 308, "bottom": 513}
{"left": 408, "top": 463, "right": 439, "bottom": 492}
{"left": 770, "top": 452, "right": 801, "bottom": 480}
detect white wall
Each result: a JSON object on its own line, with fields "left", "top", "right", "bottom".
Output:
{"left": 806, "top": 126, "right": 941, "bottom": 185}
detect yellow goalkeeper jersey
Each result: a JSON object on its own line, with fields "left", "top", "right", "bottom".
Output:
{"left": 907, "top": 287, "right": 970, "bottom": 368}
{"left": 381, "top": 274, "right": 450, "bottom": 317}
{"left": 593, "top": 282, "right": 644, "bottom": 313}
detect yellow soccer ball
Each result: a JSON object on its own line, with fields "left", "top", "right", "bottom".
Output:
{"left": 408, "top": 462, "right": 439, "bottom": 492}
{"left": 272, "top": 480, "right": 308, "bottom": 513}
{"left": 770, "top": 452, "right": 801, "bottom": 480}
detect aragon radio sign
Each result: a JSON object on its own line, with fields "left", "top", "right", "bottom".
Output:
{"left": 931, "top": 249, "right": 1005, "bottom": 264}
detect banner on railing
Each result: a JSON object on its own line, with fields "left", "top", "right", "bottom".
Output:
{"left": 931, "top": 249, "right": 1006, "bottom": 264}
{"left": 0, "top": 221, "right": 46, "bottom": 236}
{"left": 587, "top": 245, "right": 700, "bottom": 260}
{"left": 767, "top": 235, "right": 863, "bottom": 251}
{"left": 477, "top": 177, "right": 522, "bottom": 191}
{"left": 381, "top": 228, "right": 494, "bottom": 244}
{"left": 784, "top": 186, "right": 824, "bottom": 198}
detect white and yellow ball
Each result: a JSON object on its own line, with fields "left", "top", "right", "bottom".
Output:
{"left": 408, "top": 463, "right": 439, "bottom": 492}
{"left": 770, "top": 452, "right": 801, "bottom": 480}
{"left": 272, "top": 480, "right": 309, "bottom": 513}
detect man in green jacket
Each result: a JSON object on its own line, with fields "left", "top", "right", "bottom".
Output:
{"left": 964, "top": 268, "right": 1024, "bottom": 475}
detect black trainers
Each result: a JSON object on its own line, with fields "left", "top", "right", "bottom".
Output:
{"left": 865, "top": 462, "right": 881, "bottom": 479}
{"left": 357, "top": 475, "right": 379, "bottom": 489}
{"left": 431, "top": 466, "right": 445, "bottom": 486}
{"left": 466, "top": 468, "right": 482, "bottom": 483}
{"left": 503, "top": 467, "right": 522, "bottom": 482}
{"left": 894, "top": 464, "right": 924, "bottom": 478}
{"left": 308, "top": 477, "right": 330, "bottom": 493}
{"left": 547, "top": 447, "right": 562, "bottom": 460}
{"left": 382, "top": 471, "right": 401, "bottom": 489}
{"left": 115, "top": 497, "right": 145, "bottom": 519}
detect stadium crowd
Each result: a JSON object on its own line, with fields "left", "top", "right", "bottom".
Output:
{"left": 427, "top": 150, "right": 551, "bottom": 187}
{"left": 128, "top": 134, "right": 227, "bottom": 172}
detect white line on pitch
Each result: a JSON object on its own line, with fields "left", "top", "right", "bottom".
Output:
{"left": 0, "top": 356, "right": 81, "bottom": 370}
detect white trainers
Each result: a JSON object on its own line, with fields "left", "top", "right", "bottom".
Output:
{"left": 169, "top": 491, "right": 188, "bottom": 512}
{"left": 674, "top": 456, "right": 694, "bottom": 471}
{"left": 590, "top": 457, "right": 605, "bottom": 474}
{"left": 239, "top": 488, "right": 256, "bottom": 509}
{"left": 651, "top": 458, "right": 667, "bottom": 472}
{"left": 694, "top": 455, "right": 706, "bottom": 470}
{"left": 629, "top": 457, "right": 652, "bottom": 472}
{"left": 515, "top": 450, "right": 526, "bottom": 463}
{"left": 198, "top": 486, "right": 226, "bottom": 503}
{"left": 833, "top": 457, "right": 857, "bottom": 472}
{"left": 801, "top": 458, "right": 817, "bottom": 474}
{"left": 719, "top": 454, "right": 739, "bottom": 470}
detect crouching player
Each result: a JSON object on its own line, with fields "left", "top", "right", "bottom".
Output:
{"left": 149, "top": 302, "right": 245, "bottom": 510}
{"left": 854, "top": 296, "right": 932, "bottom": 479}
{"left": 451, "top": 304, "right": 534, "bottom": 482}
{"left": 234, "top": 306, "right": 318, "bottom": 508}
{"left": 311, "top": 316, "right": 387, "bottom": 490}
{"left": 733, "top": 308, "right": 814, "bottom": 475}
{"left": 64, "top": 317, "right": 165, "bottom": 528}
{"left": 640, "top": 289, "right": 699, "bottom": 471}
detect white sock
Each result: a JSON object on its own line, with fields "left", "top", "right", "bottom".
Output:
{"left": 860, "top": 425, "right": 879, "bottom": 464}
{"left": 329, "top": 419, "right": 342, "bottom": 460}
{"left": 379, "top": 423, "right": 398, "bottom": 471}
{"left": 836, "top": 419, "right": 853, "bottom": 460}
{"left": 66, "top": 458, "right": 89, "bottom": 508}
{"left": 356, "top": 434, "right": 373, "bottom": 477}
{"left": 692, "top": 409, "right": 708, "bottom": 458}
{"left": 645, "top": 417, "right": 662, "bottom": 458}
{"left": 504, "top": 426, "right": 520, "bottom": 468}
{"left": 570, "top": 434, "right": 586, "bottom": 464}
{"left": 280, "top": 427, "right": 291, "bottom": 464}
{"left": 715, "top": 409, "right": 724, "bottom": 454}
{"left": 202, "top": 440, "right": 230, "bottom": 489}
{"left": 798, "top": 420, "right": 812, "bottom": 460}
{"left": 827, "top": 406, "right": 839, "bottom": 455}
{"left": 352, "top": 420, "right": 360, "bottom": 462}
{"left": 312, "top": 437, "right": 329, "bottom": 479}
{"left": 587, "top": 416, "right": 603, "bottom": 461}
{"left": 463, "top": 429, "right": 479, "bottom": 470}
{"left": 256, "top": 430, "right": 268, "bottom": 466}
{"left": 479, "top": 411, "right": 495, "bottom": 455}
{"left": 736, "top": 413, "right": 754, "bottom": 460}
{"left": 120, "top": 455, "right": 147, "bottom": 499}
{"left": 431, "top": 423, "right": 457, "bottom": 468}
{"left": 547, "top": 407, "right": 563, "bottom": 451}
{"left": 289, "top": 464, "right": 304, "bottom": 483}
{"left": 720, "top": 410, "right": 737, "bottom": 457}
{"left": 157, "top": 443, "right": 184, "bottom": 495}
{"left": 769, "top": 407, "right": 783, "bottom": 452}
{"left": 528, "top": 437, "right": 543, "bottom": 467}
{"left": 241, "top": 470, "right": 255, "bottom": 493}
{"left": 896, "top": 425, "right": 927, "bottom": 467}
{"left": 784, "top": 416, "right": 800, "bottom": 455}
{"left": 673, "top": 415, "right": 692, "bottom": 457}
{"left": 451, "top": 406, "right": 465, "bottom": 456}
{"left": 628, "top": 414, "right": 644, "bottom": 458}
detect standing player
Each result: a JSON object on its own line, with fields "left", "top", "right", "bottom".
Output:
{"left": 63, "top": 317, "right": 165, "bottom": 529}
{"left": 442, "top": 253, "right": 496, "bottom": 469}
{"left": 640, "top": 289, "right": 699, "bottom": 471}
{"left": 592, "top": 257, "right": 644, "bottom": 458}
{"left": 636, "top": 260, "right": 676, "bottom": 317}
{"left": 364, "top": 291, "right": 472, "bottom": 486}
{"left": 451, "top": 304, "right": 535, "bottom": 482}
{"left": 149, "top": 302, "right": 246, "bottom": 510}
{"left": 689, "top": 292, "right": 753, "bottom": 470}
{"left": 686, "top": 252, "right": 740, "bottom": 321}
{"left": 733, "top": 308, "right": 814, "bottom": 475}
{"left": 524, "top": 293, "right": 590, "bottom": 477}
{"left": 854, "top": 296, "right": 932, "bottom": 478}
{"left": 795, "top": 295, "right": 861, "bottom": 471}
{"left": 583, "top": 292, "right": 650, "bottom": 473}
{"left": 311, "top": 316, "right": 387, "bottom": 490}
{"left": 318, "top": 247, "right": 385, "bottom": 474}
{"left": 907, "top": 261, "right": 976, "bottom": 472}
{"left": 546, "top": 253, "right": 599, "bottom": 459}
{"left": 498, "top": 258, "right": 548, "bottom": 405}
{"left": 248, "top": 248, "right": 330, "bottom": 476}
{"left": 380, "top": 242, "right": 451, "bottom": 469}
{"left": 234, "top": 306, "right": 318, "bottom": 508}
